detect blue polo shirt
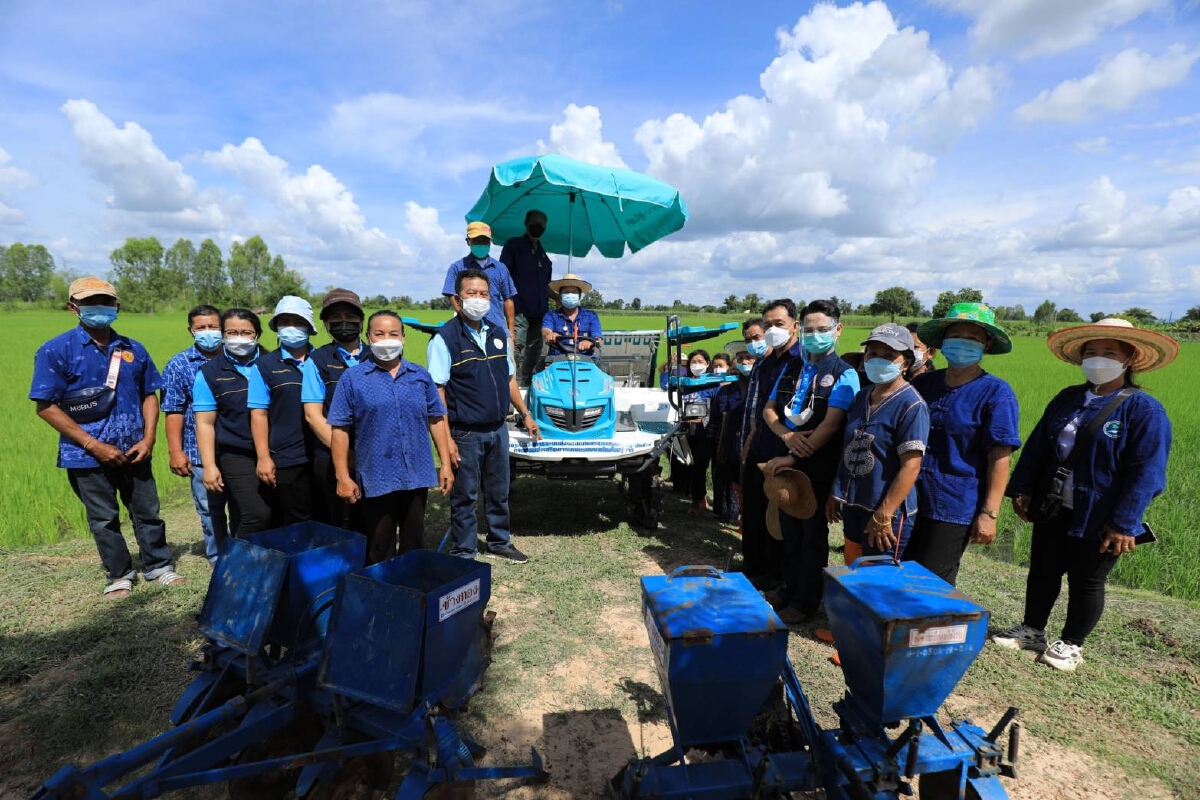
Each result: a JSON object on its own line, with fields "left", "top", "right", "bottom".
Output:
{"left": 427, "top": 319, "right": 515, "bottom": 384}
{"left": 541, "top": 307, "right": 602, "bottom": 353}
{"left": 500, "top": 234, "right": 553, "bottom": 320}
{"left": 441, "top": 256, "right": 518, "bottom": 332}
{"left": 326, "top": 359, "right": 447, "bottom": 497}
{"left": 833, "top": 383, "right": 929, "bottom": 516}
{"left": 299, "top": 344, "right": 363, "bottom": 404}
{"left": 769, "top": 355, "right": 860, "bottom": 429}
{"left": 161, "top": 345, "right": 217, "bottom": 466}
{"left": 912, "top": 370, "right": 1022, "bottom": 525}
{"left": 246, "top": 348, "right": 309, "bottom": 409}
{"left": 30, "top": 326, "right": 163, "bottom": 469}
{"left": 192, "top": 349, "right": 261, "bottom": 412}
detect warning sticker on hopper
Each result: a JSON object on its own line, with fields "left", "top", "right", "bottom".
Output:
{"left": 908, "top": 624, "right": 968, "bottom": 648}
{"left": 645, "top": 607, "right": 667, "bottom": 669}
{"left": 439, "top": 578, "right": 481, "bottom": 622}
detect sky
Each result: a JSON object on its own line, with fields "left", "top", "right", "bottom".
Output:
{"left": 1, "top": 0, "right": 1199, "bottom": 317}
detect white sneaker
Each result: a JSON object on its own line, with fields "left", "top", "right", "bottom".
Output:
{"left": 1038, "top": 640, "right": 1084, "bottom": 672}
{"left": 991, "top": 623, "right": 1048, "bottom": 653}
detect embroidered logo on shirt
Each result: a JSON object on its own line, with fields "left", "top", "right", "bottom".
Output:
{"left": 122, "top": 351, "right": 135, "bottom": 363}
{"left": 493, "top": 338, "right": 504, "bottom": 350}
{"left": 843, "top": 429, "right": 877, "bottom": 476}
{"left": 820, "top": 374, "right": 835, "bottom": 388}
{"left": 1103, "top": 420, "right": 1122, "bottom": 439}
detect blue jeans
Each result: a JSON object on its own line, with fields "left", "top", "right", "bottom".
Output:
{"left": 448, "top": 425, "right": 512, "bottom": 557}
{"left": 190, "top": 466, "right": 229, "bottom": 562}
{"left": 67, "top": 460, "right": 174, "bottom": 583}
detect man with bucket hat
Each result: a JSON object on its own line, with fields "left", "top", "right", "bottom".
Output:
{"left": 246, "top": 295, "right": 317, "bottom": 525}
{"left": 442, "top": 221, "right": 518, "bottom": 341}
{"left": 30, "top": 277, "right": 183, "bottom": 597}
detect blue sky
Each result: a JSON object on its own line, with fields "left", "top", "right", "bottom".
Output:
{"left": 2, "top": 0, "right": 1199, "bottom": 317}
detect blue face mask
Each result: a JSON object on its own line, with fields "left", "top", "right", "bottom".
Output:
{"left": 193, "top": 330, "right": 223, "bottom": 351}
{"left": 940, "top": 338, "right": 985, "bottom": 368}
{"left": 746, "top": 339, "right": 768, "bottom": 357}
{"left": 78, "top": 305, "right": 118, "bottom": 329}
{"left": 735, "top": 362, "right": 753, "bottom": 376}
{"left": 277, "top": 326, "right": 310, "bottom": 348}
{"left": 802, "top": 330, "right": 836, "bottom": 354}
{"left": 865, "top": 357, "right": 902, "bottom": 384}
{"left": 470, "top": 243, "right": 491, "bottom": 259}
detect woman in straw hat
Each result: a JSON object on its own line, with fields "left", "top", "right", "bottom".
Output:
{"left": 992, "top": 318, "right": 1177, "bottom": 672}
{"left": 906, "top": 303, "right": 1022, "bottom": 587}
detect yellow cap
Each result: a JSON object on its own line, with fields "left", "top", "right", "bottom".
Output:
{"left": 466, "top": 221, "right": 493, "bottom": 240}
{"left": 68, "top": 276, "right": 118, "bottom": 302}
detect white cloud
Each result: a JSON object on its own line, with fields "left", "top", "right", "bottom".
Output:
{"left": 935, "top": 0, "right": 1169, "bottom": 58}
{"left": 1044, "top": 176, "right": 1200, "bottom": 249}
{"left": 1128, "top": 111, "right": 1200, "bottom": 130}
{"left": 1157, "top": 148, "right": 1200, "bottom": 175}
{"left": 0, "top": 147, "right": 36, "bottom": 191}
{"left": 403, "top": 201, "right": 463, "bottom": 268}
{"left": 0, "top": 200, "right": 26, "bottom": 225}
{"left": 633, "top": 1, "right": 999, "bottom": 237}
{"left": 1074, "top": 137, "right": 1111, "bottom": 154}
{"left": 535, "top": 104, "right": 627, "bottom": 168}
{"left": 1014, "top": 46, "right": 1199, "bottom": 124}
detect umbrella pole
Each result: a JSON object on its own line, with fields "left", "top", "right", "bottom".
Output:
{"left": 567, "top": 191, "right": 575, "bottom": 272}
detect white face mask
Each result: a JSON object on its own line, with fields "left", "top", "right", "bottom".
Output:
{"left": 689, "top": 362, "right": 707, "bottom": 376}
{"left": 764, "top": 325, "right": 791, "bottom": 349}
{"left": 461, "top": 298, "right": 490, "bottom": 321}
{"left": 713, "top": 366, "right": 728, "bottom": 375}
{"left": 1081, "top": 356, "right": 1126, "bottom": 386}
{"left": 912, "top": 347, "right": 926, "bottom": 368}
{"left": 224, "top": 337, "right": 257, "bottom": 357}
{"left": 370, "top": 338, "right": 404, "bottom": 361}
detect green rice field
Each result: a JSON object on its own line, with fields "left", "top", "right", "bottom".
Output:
{"left": 5, "top": 309, "right": 1197, "bottom": 600}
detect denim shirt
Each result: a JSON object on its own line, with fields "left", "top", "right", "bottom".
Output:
{"left": 833, "top": 383, "right": 930, "bottom": 516}
{"left": 1008, "top": 385, "right": 1171, "bottom": 539}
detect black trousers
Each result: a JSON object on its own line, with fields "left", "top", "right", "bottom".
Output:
{"left": 361, "top": 489, "right": 428, "bottom": 565}
{"left": 271, "top": 463, "right": 312, "bottom": 527}
{"left": 311, "top": 450, "right": 365, "bottom": 533}
{"left": 711, "top": 457, "right": 740, "bottom": 522}
{"left": 907, "top": 517, "right": 971, "bottom": 586}
{"left": 67, "top": 460, "right": 174, "bottom": 582}
{"left": 779, "top": 512, "right": 830, "bottom": 614}
{"left": 1022, "top": 510, "right": 1119, "bottom": 645}
{"left": 218, "top": 452, "right": 273, "bottom": 537}
{"left": 687, "top": 434, "right": 712, "bottom": 504}
{"left": 739, "top": 461, "right": 784, "bottom": 580}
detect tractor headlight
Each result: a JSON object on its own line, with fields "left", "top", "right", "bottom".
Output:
{"left": 582, "top": 406, "right": 605, "bottom": 420}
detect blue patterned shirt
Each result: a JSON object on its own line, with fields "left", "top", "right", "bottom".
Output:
{"left": 30, "top": 326, "right": 163, "bottom": 469}
{"left": 161, "top": 345, "right": 216, "bottom": 466}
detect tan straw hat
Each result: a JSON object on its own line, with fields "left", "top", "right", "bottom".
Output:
{"left": 1047, "top": 318, "right": 1179, "bottom": 373}
{"left": 761, "top": 465, "right": 817, "bottom": 540}
{"left": 547, "top": 272, "right": 594, "bottom": 304}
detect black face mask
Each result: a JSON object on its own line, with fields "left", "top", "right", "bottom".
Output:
{"left": 527, "top": 223, "right": 546, "bottom": 238}
{"left": 328, "top": 321, "right": 362, "bottom": 343}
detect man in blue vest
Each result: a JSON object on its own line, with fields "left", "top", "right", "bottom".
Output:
{"left": 29, "top": 277, "right": 184, "bottom": 597}
{"left": 442, "top": 221, "right": 518, "bottom": 342}
{"left": 428, "top": 269, "right": 539, "bottom": 563}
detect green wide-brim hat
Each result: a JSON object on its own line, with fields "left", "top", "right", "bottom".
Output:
{"left": 917, "top": 302, "right": 1012, "bottom": 355}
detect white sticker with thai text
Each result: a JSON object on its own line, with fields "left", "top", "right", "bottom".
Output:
{"left": 908, "top": 624, "right": 968, "bottom": 648}
{"left": 439, "top": 578, "right": 481, "bottom": 622}
{"left": 645, "top": 607, "right": 668, "bottom": 669}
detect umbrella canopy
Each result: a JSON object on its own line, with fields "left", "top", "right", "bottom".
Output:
{"left": 466, "top": 154, "right": 688, "bottom": 259}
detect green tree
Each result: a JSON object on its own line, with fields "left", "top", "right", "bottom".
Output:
{"left": 1033, "top": 299, "right": 1057, "bottom": 323}
{"left": 870, "top": 286, "right": 922, "bottom": 322}
{"left": 828, "top": 295, "right": 853, "bottom": 317}
{"left": 110, "top": 237, "right": 165, "bottom": 311}
{"left": 932, "top": 287, "right": 984, "bottom": 318}
{"left": 721, "top": 294, "right": 740, "bottom": 313}
{"left": 1120, "top": 307, "right": 1156, "bottom": 325}
{"left": 0, "top": 243, "right": 56, "bottom": 304}
{"left": 582, "top": 289, "right": 604, "bottom": 308}
{"left": 740, "top": 292, "right": 761, "bottom": 312}
{"left": 192, "top": 239, "right": 228, "bottom": 304}
{"left": 630, "top": 297, "right": 642, "bottom": 310}
{"left": 1184, "top": 306, "right": 1200, "bottom": 321}
{"left": 227, "top": 236, "right": 271, "bottom": 307}
{"left": 262, "top": 253, "right": 309, "bottom": 306}
{"left": 390, "top": 295, "right": 415, "bottom": 308}
{"left": 1057, "top": 308, "right": 1083, "bottom": 322}
{"left": 1090, "top": 311, "right": 1106, "bottom": 322}
{"left": 159, "top": 238, "right": 196, "bottom": 305}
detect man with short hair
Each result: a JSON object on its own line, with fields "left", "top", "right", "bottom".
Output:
{"left": 162, "top": 304, "right": 229, "bottom": 563}
{"left": 428, "top": 269, "right": 539, "bottom": 563}
{"left": 302, "top": 288, "right": 368, "bottom": 530}
{"left": 30, "top": 277, "right": 183, "bottom": 597}
{"left": 442, "top": 221, "right": 518, "bottom": 341}
{"left": 501, "top": 210, "right": 553, "bottom": 386}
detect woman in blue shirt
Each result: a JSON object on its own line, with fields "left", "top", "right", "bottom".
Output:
{"left": 828, "top": 324, "right": 929, "bottom": 560}
{"left": 194, "top": 309, "right": 271, "bottom": 537}
{"left": 682, "top": 349, "right": 719, "bottom": 515}
{"left": 327, "top": 311, "right": 454, "bottom": 564}
{"left": 907, "top": 303, "right": 1021, "bottom": 586}
{"left": 993, "top": 319, "right": 1176, "bottom": 672}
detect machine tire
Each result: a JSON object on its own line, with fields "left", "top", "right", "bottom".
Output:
{"left": 623, "top": 470, "right": 659, "bottom": 529}
{"left": 305, "top": 753, "right": 394, "bottom": 800}
{"left": 918, "top": 770, "right": 984, "bottom": 799}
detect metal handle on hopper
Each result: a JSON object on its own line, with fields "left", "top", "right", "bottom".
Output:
{"left": 667, "top": 565, "right": 724, "bottom": 580}
{"left": 847, "top": 555, "right": 903, "bottom": 569}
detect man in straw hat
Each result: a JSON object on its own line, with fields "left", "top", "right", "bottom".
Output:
{"left": 541, "top": 272, "right": 602, "bottom": 359}
{"left": 30, "top": 277, "right": 184, "bottom": 597}
{"left": 442, "top": 221, "right": 518, "bottom": 342}
{"left": 993, "top": 317, "right": 1176, "bottom": 672}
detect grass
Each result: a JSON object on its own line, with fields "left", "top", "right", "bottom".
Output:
{"left": 1, "top": 483, "right": 1197, "bottom": 798}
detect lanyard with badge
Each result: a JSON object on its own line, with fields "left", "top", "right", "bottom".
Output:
{"left": 784, "top": 363, "right": 818, "bottom": 428}
{"left": 60, "top": 346, "right": 124, "bottom": 423}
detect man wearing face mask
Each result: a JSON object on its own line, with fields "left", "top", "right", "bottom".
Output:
{"left": 442, "top": 221, "right": 518, "bottom": 343}
{"left": 246, "top": 296, "right": 317, "bottom": 526}
{"left": 541, "top": 273, "right": 602, "bottom": 360}
{"left": 302, "top": 288, "right": 368, "bottom": 530}
{"left": 162, "top": 304, "right": 229, "bottom": 563}
{"left": 30, "top": 277, "right": 183, "bottom": 598}
{"left": 739, "top": 299, "right": 803, "bottom": 588}
{"left": 500, "top": 210, "right": 553, "bottom": 386}
{"left": 428, "top": 270, "right": 540, "bottom": 563}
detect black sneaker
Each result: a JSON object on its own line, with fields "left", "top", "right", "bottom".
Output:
{"left": 484, "top": 545, "right": 529, "bottom": 564}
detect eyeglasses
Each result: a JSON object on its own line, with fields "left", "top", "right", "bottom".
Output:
{"left": 802, "top": 326, "right": 834, "bottom": 334}
{"left": 224, "top": 329, "right": 257, "bottom": 338}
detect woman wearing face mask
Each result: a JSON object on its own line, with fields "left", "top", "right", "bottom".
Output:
{"left": 246, "top": 296, "right": 318, "bottom": 526}
{"left": 327, "top": 311, "right": 455, "bottom": 564}
{"left": 827, "top": 324, "right": 930, "bottom": 560}
{"left": 992, "top": 319, "right": 1176, "bottom": 672}
{"left": 904, "top": 303, "right": 1021, "bottom": 586}
{"left": 905, "top": 322, "right": 937, "bottom": 380}
{"left": 711, "top": 347, "right": 757, "bottom": 524}
{"left": 682, "top": 350, "right": 719, "bottom": 515}
{"left": 194, "top": 309, "right": 272, "bottom": 536}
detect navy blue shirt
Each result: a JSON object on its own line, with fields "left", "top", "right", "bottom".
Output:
{"left": 710, "top": 381, "right": 747, "bottom": 457}
{"left": 161, "top": 345, "right": 216, "bottom": 466}
{"left": 441, "top": 256, "right": 518, "bottom": 332}
{"left": 500, "top": 234, "right": 553, "bottom": 320}
{"left": 30, "top": 326, "right": 163, "bottom": 469}
{"left": 326, "top": 359, "right": 447, "bottom": 498}
{"left": 912, "top": 370, "right": 1022, "bottom": 525}
{"left": 833, "top": 383, "right": 930, "bottom": 517}
{"left": 743, "top": 339, "right": 803, "bottom": 460}
{"left": 542, "top": 307, "right": 602, "bottom": 354}
{"left": 1008, "top": 385, "right": 1171, "bottom": 539}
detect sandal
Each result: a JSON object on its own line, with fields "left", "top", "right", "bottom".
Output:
{"left": 146, "top": 570, "right": 187, "bottom": 587}
{"left": 103, "top": 578, "right": 133, "bottom": 598}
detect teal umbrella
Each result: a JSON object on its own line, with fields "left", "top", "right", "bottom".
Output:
{"left": 466, "top": 154, "right": 688, "bottom": 266}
